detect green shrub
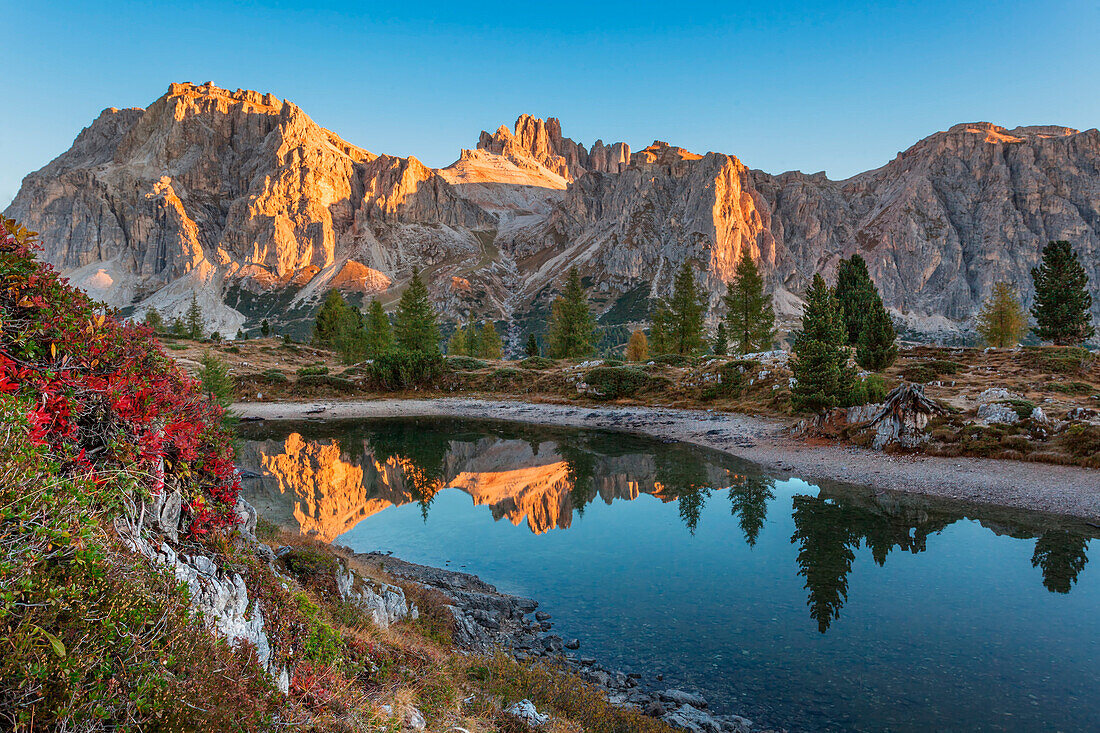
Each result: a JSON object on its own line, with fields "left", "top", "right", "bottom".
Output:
{"left": 296, "top": 365, "right": 329, "bottom": 377}
{"left": 445, "top": 356, "right": 487, "bottom": 371}
{"left": 603, "top": 358, "right": 625, "bottom": 367}
{"left": 1045, "top": 381, "right": 1095, "bottom": 395}
{"left": 519, "top": 356, "right": 557, "bottom": 370}
{"left": 260, "top": 369, "right": 289, "bottom": 384}
{"left": 650, "top": 354, "right": 697, "bottom": 367}
{"left": 584, "top": 366, "right": 652, "bottom": 400}
{"left": 365, "top": 348, "right": 445, "bottom": 390}
{"left": 1005, "top": 398, "right": 1037, "bottom": 419}
{"left": 848, "top": 374, "right": 889, "bottom": 405}
{"left": 1022, "top": 346, "right": 1094, "bottom": 375}
{"left": 491, "top": 367, "right": 522, "bottom": 380}
{"left": 900, "top": 364, "right": 937, "bottom": 383}
{"left": 1059, "top": 424, "right": 1100, "bottom": 461}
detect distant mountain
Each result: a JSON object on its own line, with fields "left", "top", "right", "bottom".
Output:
{"left": 6, "top": 82, "right": 1099, "bottom": 341}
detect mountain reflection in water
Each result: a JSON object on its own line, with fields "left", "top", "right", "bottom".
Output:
{"left": 238, "top": 417, "right": 1094, "bottom": 636}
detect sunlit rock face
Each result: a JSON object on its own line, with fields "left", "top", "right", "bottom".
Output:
{"left": 8, "top": 81, "right": 1100, "bottom": 338}
{"left": 236, "top": 433, "right": 699, "bottom": 538}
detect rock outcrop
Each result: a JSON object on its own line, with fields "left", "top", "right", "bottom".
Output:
{"left": 7, "top": 82, "right": 1100, "bottom": 340}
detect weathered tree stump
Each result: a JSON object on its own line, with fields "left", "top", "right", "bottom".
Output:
{"left": 869, "top": 382, "right": 946, "bottom": 449}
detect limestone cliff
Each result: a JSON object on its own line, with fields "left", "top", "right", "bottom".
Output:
{"left": 7, "top": 82, "right": 1099, "bottom": 340}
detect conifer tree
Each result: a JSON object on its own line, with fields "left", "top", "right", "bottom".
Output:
{"left": 856, "top": 292, "right": 898, "bottom": 370}
{"left": 143, "top": 306, "right": 164, "bottom": 332}
{"left": 478, "top": 321, "right": 503, "bottom": 359}
{"left": 261, "top": 319, "right": 271, "bottom": 337}
{"left": 648, "top": 300, "right": 672, "bottom": 355}
{"left": 1030, "top": 240, "right": 1095, "bottom": 345}
{"left": 546, "top": 267, "right": 596, "bottom": 359}
{"left": 463, "top": 317, "right": 482, "bottom": 357}
{"left": 525, "top": 333, "right": 540, "bottom": 357}
{"left": 185, "top": 292, "right": 204, "bottom": 339}
{"left": 834, "top": 254, "right": 876, "bottom": 345}
{"left": 976, "top": 282, "right": 1029, "bottom": 348}
{"left": 791, "top": 274, "right": 853, "bottom": 412}
{"left": 661, "top": 262, "right": 707, "bottom": 355}
{"left": 199, "top": 352, "right": 234, "bottom": 410}
{"left": 171, "top": 316, "right": 187, "bottom": 337}
{"left": 394, "top": 266, "right": 441, "bottom": 353}
{"left": 712, "top": 323, "right": 728, "bottom": 356}
{"left": 447, "top": 324, "right": 468, "bottom": 356}
{"left": 625, "top": 329, "right": 648, "bottom": 362}
{"left": 363, "top": 298, "right": 393, "bottom": 357}
{"left": 723, "top": 251, "right": 775, "bottom": 354}
{"left": 313, "top": 290, "right": 351, "bottom": 347}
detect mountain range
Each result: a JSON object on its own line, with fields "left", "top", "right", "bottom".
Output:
{"left": 6, "top": 81, "right": 1099, "bottom": 342}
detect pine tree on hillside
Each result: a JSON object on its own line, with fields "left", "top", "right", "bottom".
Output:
{"left": 625, "top": 329, "right": 648, "bottom": 362}
{"left": 447, "top": 324, "right": 468, "bottom": 356}
{"left": 185, "top": 292, "right": 204, "bottom": 339}
{"left": 363, "top": 298, "right": 393, "bottom": 357}
{"left": 394, "top": 267, "right": 441, "bottom": 353}
{"left": 976, "top": 282, "right": 1029, "bottom": 348}
{"left": 662, "top": 262, "right": 707, "bottom": 355}
{"left": 478, "top": 321, "right": 503, "bottom": 359}
{"left": 855, "top": 292, "right": 898, "bottom": 371}
{"left": 143, "top": 306, "right": 164, "bottom": 332}
{"left": 648, "top": 300, "right": 672, "bottom": 355}
{"left": 261, "top": 319, "right": 271, "bottom": 337}
{"left": 791, "top": 274, "right": 853, "bottom": 412}
{"left": 525, "top": 333, "right": 540, "bottom": 357}
{"left": 834, "top": 254, "right": 877, "bottom": 345}
{"left": 1030, "top": 240, "right": 1095, "bottom": 345}
{"left": 723, "top": 251, "right": 775, "bottom": 354}
{"left": 712, "top": 323, "right": 728, "bottom": 356}
{"left": 546, "top": 267, "right": 596, "bottom": 359}
{"left": 463, "top": 317, "right": 482, "bottom": 357}
{"left": 171, "top": 316, "right": 187, "bottom": 337}
{"left": 313, "top": 290, "right": 351, "bottom": 347}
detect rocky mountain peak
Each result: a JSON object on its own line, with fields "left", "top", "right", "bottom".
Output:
{"left": 476, "top": 115, "right": 631, "bottom": 180}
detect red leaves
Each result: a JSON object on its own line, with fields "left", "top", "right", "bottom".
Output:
{"left": 0, "top": 218, "right": 240, "bottom": 537}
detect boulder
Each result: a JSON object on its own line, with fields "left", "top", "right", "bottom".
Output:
{"left": 505, "top": 699, "right": 550, "bottom": 727}
{"left": 976, "top": 402, "right": 1020, "bottom": 425}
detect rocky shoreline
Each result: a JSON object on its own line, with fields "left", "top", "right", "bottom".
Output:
{"left": 360, "top": 552, "right": 774, "bottom": 733}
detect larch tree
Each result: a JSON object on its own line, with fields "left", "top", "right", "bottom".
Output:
{"left": 625, "top": 329, "right": 648, "bottom": 362}
{"left": 976, "top": 282, "right": 1029, "bottom": 348}
{"left": 546, "top": 267, "right": 597, "bottom": 359}
{"left": 478, "top": 321, "right": 503, "bottom": 359}
{"left": 447, "top": 324, "right": 468, "bottom": 356}
{"left": 723, "top": 251, "right": 775, "bottom": 354}
{"left": 1030, "top": 240, "right": 1095, "bottom": 345}
{"left": 394, "top": 266, "right": 441, "bottom": 353}
{"left": 790, "top": 274, "right": 853, "bottom": 412}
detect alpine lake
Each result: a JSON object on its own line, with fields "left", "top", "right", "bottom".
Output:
{"left": 237, "top": 417, "right": 1100, "bottom": 732}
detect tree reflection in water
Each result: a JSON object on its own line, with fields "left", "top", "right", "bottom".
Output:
{"left": 237, "top": 417, "right": 1095, "bottom": 634}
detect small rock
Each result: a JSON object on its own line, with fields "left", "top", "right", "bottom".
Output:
{"left": 645, "top": 700, "right": 667, "bottom": 717}
{"left": 535, "top": 611, "right": 551, "bottom": 622}
{"left": 505, "top": 699, "right": 549, "bottom": 727}
{"left": 564, "top": 638, "right": 580, "bottom": 650}
{"left": 659, "top": 689, "right": 709, "bottom": 709}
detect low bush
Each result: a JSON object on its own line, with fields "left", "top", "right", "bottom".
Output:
{"left": 260, "top": 368, "right": 290, "bottom": 384}
{"left": 1004, "top": 398, "right": 1037, "bottom": 419}
{"left": 1059, "top": 424, "right": 1100, "bottom": 466}
{"left": 584, "top": 366, "right": 652, "bottom": 400}
{"left": 649, "top": 354, "right": 697, "bottom": 368}
{"left": 900, "top": 364, "right": 937, "bottom": 383}
{"left": 1045, "top": 381, "right": 1095, "bottom": 395}
{"left": 519, "top": 356, "right": 557, "bottom": 370}
{"left": 1021, "top": 346, "right": 1094, "bottom": 375}
{"left": 296, "top": 365, "right": 329, "bottom": 377}
{"left": 848, "top": 374, "right": 889, "bottom": 405}
{"left": 445, "top": 355, "right": 487, "bottom": 371}
{"left": 365, "top": 348, "right": 444, "bottom": 390}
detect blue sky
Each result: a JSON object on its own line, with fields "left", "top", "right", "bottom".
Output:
{"left": 2, "top": 1, "right": 1097, "bottom": 209}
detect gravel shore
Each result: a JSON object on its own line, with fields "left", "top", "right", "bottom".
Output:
{"left": 234, "top": 397, "right": 1100, "bottom": 522}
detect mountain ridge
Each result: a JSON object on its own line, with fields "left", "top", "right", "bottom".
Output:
{"left": 6, "top": 81, "right": 1099, "bottom": 341}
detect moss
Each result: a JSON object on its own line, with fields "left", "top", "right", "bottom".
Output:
{"left": 445, "top": 356, "right": 488, "bottom": 371}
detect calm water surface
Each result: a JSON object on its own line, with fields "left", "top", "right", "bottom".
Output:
{"left": 238, "top": 417, "right": 1099, "bottom": 732}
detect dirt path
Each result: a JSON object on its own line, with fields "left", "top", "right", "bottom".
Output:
{"left": 234, "top": 397, "right": 1100, "bottom": 522}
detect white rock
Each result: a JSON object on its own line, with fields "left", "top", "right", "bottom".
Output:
{"left": 505, "top": 699, "right": 550, "bottom": 727}
{"left": 976, "top": 402, "right": 1020, "bottom": 425}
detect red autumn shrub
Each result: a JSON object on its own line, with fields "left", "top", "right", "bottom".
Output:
{"left": 0, "top": 217, "right": 239, "bottom": 535}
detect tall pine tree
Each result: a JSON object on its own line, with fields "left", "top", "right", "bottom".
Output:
{"left": 834, "top": 254, "right": 876, "bottom": 345}
{"left": 447, "top": 324, "right": 468, "bottom": 355}
{"left": 525, "top": 333, "right": 540, "bottom": 357}
{"left": 313, "top": 290, "right": 352, "bottom": 347}
{"left": 1030, "top": 240, "right": 1095, "bottom": 345}
{"left": 712, "top": 322, "right": 728, "bottom": 356}
{"left": 723, "top": 251, "right": 775, "bottom": 354}
{"left": 363, "top": 298, "right": 393, "bottom": 356}
{"left": 478, "top": 321, "right": 503, "bottom": 359}
{"left": 855, "top": 292, "right": 897, "bottom": 371}
{"left": 791, "top": 274, "right": 853, "bottom": 412}
{"left": 546, "top": 267, "right": 597, "bottom": 359}
{"left": 185, "top": 292, "right": 204, "bottom": 339}
{"left": 661, "top": 262, "right": 707, "bottom": 355}
{"left": 394, "top": 266, "right": 441, "bottom": 353}
{"left": 648, "top": 300, "right": 672, "bottom": 355}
